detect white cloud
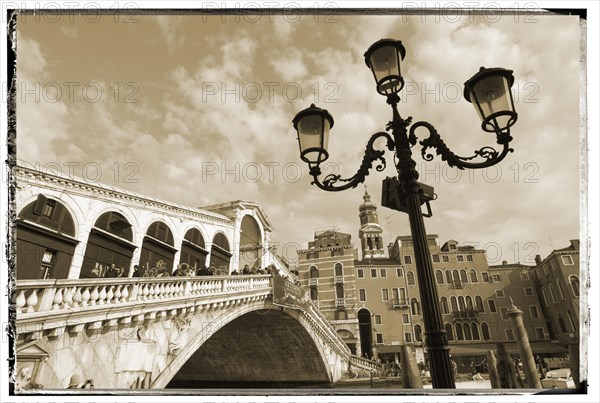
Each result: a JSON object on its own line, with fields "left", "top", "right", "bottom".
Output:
{"left": 268, "top": 48, "right": 308, "bottom": 82}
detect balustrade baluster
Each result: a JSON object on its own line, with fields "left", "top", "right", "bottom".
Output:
{"left": 98, "top": 286, "right": 108, "bottom": 304}
{"left": 146, "top": 283, "right": 154, "bottom": 300}
{"left": 114, "top": 284, "right": 122, "bottom": 303}
{"left": 121, "top": 284, "right": 130, "bottom": 302}
{"left": 72, "top": 287, "right": 82, "bottom": 308}
{"left": 106, "top": 286, "right": 114, "bottom": 304}
{"left": 16, "top": 290, "right": 26, "bottom": 313}
{"left": 139, "top": 283, "right": 148, "bottom": 300}
{"left": 25, "top": 289, "right": 39, "bottom": 313}
{"left": 51, "top": 288, "right": 64, "bottom": 310}
{"left": 90, "top": 286, "right": 99, "bottom": 305}
{"left": 158, "top": 283, "right": 165, "bottom": 299}
{"left": 64, "top": 287, "right": 75, "bottom": 309}
{"left": 81, "top": 287, "right": 91, "bottom": 306}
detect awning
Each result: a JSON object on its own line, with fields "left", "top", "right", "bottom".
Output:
{"left": 375, "top": 345, "right": 404, "bottom": 354}
{"left": 447, "top": 341, "right": 568, "bottom": 356}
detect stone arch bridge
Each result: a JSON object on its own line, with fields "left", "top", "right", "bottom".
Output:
{"left": 14, "top": 274, "right": 377, "bottom": 389}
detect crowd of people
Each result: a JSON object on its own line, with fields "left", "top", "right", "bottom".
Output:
{"left": 88, "top": 260, "right": 289, "bottom": 283}
{"left": 230, "top": 264, "right": 276, "bottom": 275}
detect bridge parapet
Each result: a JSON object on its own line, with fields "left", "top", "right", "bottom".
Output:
{"left": 349, "top": 355, "right": 380, "bottom": 372}
{"left": 15, "top": 275, "right": 271, "bottom": 339}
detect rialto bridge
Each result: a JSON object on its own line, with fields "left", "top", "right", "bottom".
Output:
{"left": 11, "top": 165, "right": 376, "bottom": 389}
{"left": 14, "top": 274, "right": 377, "bottom": 389}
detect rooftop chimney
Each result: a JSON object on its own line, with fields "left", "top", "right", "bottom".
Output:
{"left": 570, "top": 239, "right": 580, "bottom": 251}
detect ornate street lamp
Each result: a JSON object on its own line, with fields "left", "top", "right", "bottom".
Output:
{"left": 292, "top": 38, "right": 518, "bottom": 389}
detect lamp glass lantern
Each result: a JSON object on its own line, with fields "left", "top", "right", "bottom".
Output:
{"left": 292, "top": 103, "right": 334, "bottom": 165}
{"left": 364, "top": 39, "right": 406, "bottom": 95}
{"left": 464, "top": 67, "right": 517, "bottom": 133}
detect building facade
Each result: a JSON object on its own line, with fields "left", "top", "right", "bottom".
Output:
{"left": 530, "top": 240, "right": 580, "bottom": 372}
{"left": 297, "top": 190, "right": 571, "bottom": 372}
{"left": 14, "top": 165, "right": 285, "bottom": 280}
{"left": 297, "top": 230, "right": 361, "bottom": 356}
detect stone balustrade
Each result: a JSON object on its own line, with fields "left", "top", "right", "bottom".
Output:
{"left": 14, "top": 275, "right": 272, "bottom": 339}
{"left": 349, "top": 355, "right": 380, "bottom": 372}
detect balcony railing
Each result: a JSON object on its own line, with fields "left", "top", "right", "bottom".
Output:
{"left": 309, "top": 278, "right": 318, "bottom": 286}
{"left": 392, "top": 298, "right": 409, "bottom": 308}
{"left": 336, "top": 298, "right": 345, "bottom": 307}
{"left": 334, "top": 275, "right": 344, "bottom": 284}
{"left": 452, "top": 309, "right": 479, "bottom": 319}
{"left": 452, "top": 281, "right": 463, "bottom": 289}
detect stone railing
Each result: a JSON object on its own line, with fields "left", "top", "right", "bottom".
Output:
{"left": 349, "top": 355, "right": 380, "bottom": 372}
{"left": 13, "top": 275, "right": 271, "bottom": 320}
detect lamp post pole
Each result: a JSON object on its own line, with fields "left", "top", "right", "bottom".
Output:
{"left": 292, "top": 38, "right": 518, "bottom": 389}
{"left": 387, "top": 94, "right": 455, "bottom": 388}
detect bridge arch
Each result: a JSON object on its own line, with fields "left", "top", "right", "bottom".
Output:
{"left": 152, "top": 302, "right": 333, "bottom": 388}
{"left": 239, "top": 214, "right": 264, "bottom": 271}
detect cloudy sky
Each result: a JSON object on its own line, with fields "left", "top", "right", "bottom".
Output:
{"left": 15, "top": 9, "right": 583, "bottom": 266}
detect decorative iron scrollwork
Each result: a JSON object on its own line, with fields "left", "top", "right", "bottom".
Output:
{"left": 410, "top": 121, "right": 514, "bottom": 170}
{"left": 311, "top": 131, "right": 395, "bottom": 191}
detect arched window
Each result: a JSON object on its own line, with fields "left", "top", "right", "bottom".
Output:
{"left": 310, "top": 265, "right": 319, "bottom": 278}
{"left": 445, "top": 323, "right": 454, "bottom": 341}
{"left": 458, "top": 296, "right": 466, "bottom": 311}
{"left": 452, "top": 270, "right": 460, "bottom": 284}
{"left": 407, "top": 271, "right": 415, "bottom": 285}
{"left": 541, "top": 287, "right": 549, "bottom": 306}
{"left": 471, "top": 323, "right": 480, "bottom": 340}
{"left": 466, "top": 296, "right": 474, "bottom": 311}
{"left": 414, "top": 324, "right": 423, "bottom": 342}
{"left": 310, "top": 287, "right": 318, "bottom": 300}
{"left": 410, "top": 298, "right": 421, "bottom": 316}
{"left": 336, "top": 284, "right": 345, "bottom": 299}
{"left": 435, "top": 270, "right": 444, "bottom": 284}
{"left": 569, "top": 275, "right": 580, "bottom": 297}
{"left": 440, "top": 297, "right": 449, "bottom": 314}
{"left": 460, "top": 269, "right": 468, "bottom": 284}
{"left": 548, "top": 284, "right": 557, "bottom": 304}
{"left": 450, "top": 296, "right": 459, "bottom": 312}
{"left": 445, "top": 270, "right": 453, "bottom": 284}
{"left": 209, "top": 232, "right": 231, "bottom": 274}
{"left": 557, "top": 281, "right": 565, "bottom": 300}
{"left": 455, "top": 323, "right": 464, "bottom": 341}
{"left": 180, "top": 227, "right": 208, "bottom": 270}
{"left": 335, "top": 262, "right": 343, "bottom": 276}
{"left": 475, "top": 296, "right": 485, "bottom": 312}
{"left": 470, "top": 269, "right": 478, "bottom": 283}
{"left": 17, "top": 195, "right": 77, "bottom": 279}
{"left": 81, "top": 211, "right": 135, "bottom": 278}
{"left": 463, "top": 323, "right": 472, "bottom": 340}
{"left": 481, "top": 322, "right": 491, "bottom": 340}
{"left": 140, "top": 221, "right": 177, "bottom": 276}
{"left": 240, "top": 215, "right": 263, "bottom": 270}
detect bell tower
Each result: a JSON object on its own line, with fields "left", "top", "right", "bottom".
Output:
{"left": 358, "top": 186, "right": 385, "bottom": 259}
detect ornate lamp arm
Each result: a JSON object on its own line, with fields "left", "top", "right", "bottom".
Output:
{"left": 310, "top": 132, "right": 395, "bottom": 191}
{"left": 410, "top": 121, "right": 514, "bottom": 170}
